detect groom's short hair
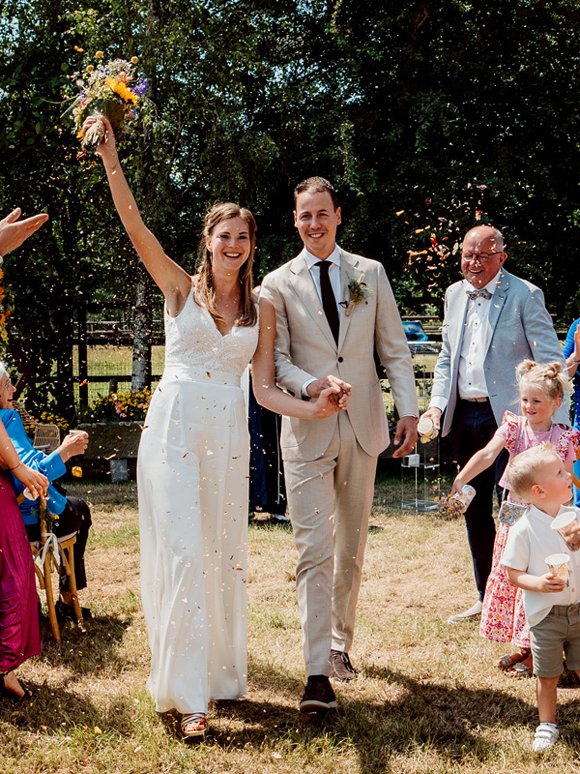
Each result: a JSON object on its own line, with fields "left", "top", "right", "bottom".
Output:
{"left": 294, "top": 177, "right": 338, "bottom": 210}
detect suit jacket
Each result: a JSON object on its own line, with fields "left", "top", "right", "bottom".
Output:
{"left": 432, "top": 269, "right": 569, "bottom": 437}
{"left": 259, "top": 247, "right": 418, "bottom": 460}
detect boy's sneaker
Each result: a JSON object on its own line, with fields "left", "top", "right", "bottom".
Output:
{"left": 532, "top": 722, "right": 559, "bottom": 752}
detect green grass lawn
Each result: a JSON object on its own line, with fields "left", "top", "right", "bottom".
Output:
{"left": 72, "top": 345, "right": 166, "bottom": 405}
{"left": 2, "top": 475, "right": 580, "bottom": 773}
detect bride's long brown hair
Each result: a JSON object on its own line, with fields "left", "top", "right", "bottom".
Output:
{"left": 195, "top": 202, "right": 257, "bottom": 328}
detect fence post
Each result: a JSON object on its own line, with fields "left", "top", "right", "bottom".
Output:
{"left": 78, "top": 302, "right": 89, "bottom": 408}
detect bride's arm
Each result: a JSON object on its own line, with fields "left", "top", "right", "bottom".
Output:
{"left": 252, "top": 298, "right": 349, "bottom": 419}
{"left": 84, "top": 115, "right": 191, "bottom": 316}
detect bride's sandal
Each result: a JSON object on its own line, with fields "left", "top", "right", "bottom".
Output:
{"left": 181, "top": 712, "right": 207, "bottom": 739}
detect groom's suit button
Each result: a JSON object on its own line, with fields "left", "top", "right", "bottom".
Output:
{"left": 338, "top": 356, "right": 344, "bottom": 363}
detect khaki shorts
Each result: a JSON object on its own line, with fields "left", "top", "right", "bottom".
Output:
{"left": 530, "top": 603, "right": 580, "bottom": 677}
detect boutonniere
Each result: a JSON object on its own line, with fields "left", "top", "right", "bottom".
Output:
{"left": 339, "top": 277, "right": 368, "bottom": 316}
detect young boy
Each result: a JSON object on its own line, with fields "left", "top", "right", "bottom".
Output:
{"left": 501, "top": 442, "right": 580, "bottom": 753}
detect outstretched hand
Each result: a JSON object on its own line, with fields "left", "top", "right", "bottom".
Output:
{"left": 58, "top": 430, "right": 89, "bottom": 463}
{"left": 391, "top": 416, "right": 418, "bottom": 458}
{"left": 561, "top": 521, "right": 580, "bottom": 552}
{"left": 418, "top": 406, "right": 442, "bottom": 433}
{"left": 0, "top": 208, "right": 49, "bottom": 256}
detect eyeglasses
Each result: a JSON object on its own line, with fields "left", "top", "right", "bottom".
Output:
{"left": 461, "top": 251, "right": 503, "bottom": 264}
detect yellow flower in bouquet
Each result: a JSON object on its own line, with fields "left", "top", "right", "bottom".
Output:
{"left": 68, "top": 54, "right": 151, "bottom": 152}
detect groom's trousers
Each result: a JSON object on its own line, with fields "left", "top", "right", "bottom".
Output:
{"left": 283, "top": 410, "right": 377, "bottom": 677}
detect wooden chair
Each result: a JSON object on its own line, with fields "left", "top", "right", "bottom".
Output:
{"left": 32, "top": 423, "right": 61, "bottom": 453}
{"left": 24, "top": 498, "right": 85, "bottom": 645}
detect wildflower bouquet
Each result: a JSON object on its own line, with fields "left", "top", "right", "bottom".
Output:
{"left": 70, "top": 52, "right": 151, "bottom": 152}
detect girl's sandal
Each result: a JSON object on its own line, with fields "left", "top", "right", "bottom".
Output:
{"left": 181, "top": 712, "right": 207, "bottom": 739}
{"left": 507, "top": 654, "right": 533, "bottom": 678}
{"left": 497, "top": 650, "right": 529, "bottom": 671}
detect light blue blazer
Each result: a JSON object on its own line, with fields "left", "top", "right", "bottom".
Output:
{"left": 432, "top": 269, "right": 569, "bottom": 437}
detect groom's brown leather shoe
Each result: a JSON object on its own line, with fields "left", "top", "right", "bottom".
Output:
{"left": 330, "top": 650, "right": 358, "bottom": 683}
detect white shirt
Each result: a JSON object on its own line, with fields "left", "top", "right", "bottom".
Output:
{"left": 301, "top": 247, "right": 342, "bottom": 396}
{"left": 304, "top": 246, "right": 342, "bottom": 306}
{"left": 457, "top": 276, "right": 498, "bottom": 399}
{"left": 502, "top": 504, "right": 580, "bottom": 627}
{"left": 429, "top": 274, "right": 499, "bottom": 413}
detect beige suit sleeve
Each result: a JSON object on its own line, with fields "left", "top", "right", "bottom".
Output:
{"left": 259, "top": 274, "right": 315, "bottom": 397}
{"left": 374, "top": 264, "right": 419, "bottom": 418}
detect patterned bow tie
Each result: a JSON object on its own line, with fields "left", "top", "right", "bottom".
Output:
{"left": 466, "top": 288, "right": 492, "bottom": 300}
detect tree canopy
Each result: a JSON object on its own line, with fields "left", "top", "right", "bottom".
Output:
{"left": 1, "top": 0, "right": 578, "bottom": 415}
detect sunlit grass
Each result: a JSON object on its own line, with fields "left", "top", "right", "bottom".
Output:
{"left": 2, "top": 476, "right": 580, "bottom": 772}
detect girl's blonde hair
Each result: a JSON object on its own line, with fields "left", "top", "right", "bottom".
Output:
{"left": 516, "top": 359, "right": 567, "bottom": 402}
{"left": 195, "top": 202, "right": 257, "bottom": 328}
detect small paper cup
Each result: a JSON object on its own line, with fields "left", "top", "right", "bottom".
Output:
{"left": 550, "top": 509, "right": 578, "bottom": 538}
{"left": 545, "top": 552, "right": 570, "bottom": 580}
{"left": 417, "top": 416, "right": 438, "bottom": 442}
{"left": 69, "top": 429, "right": 88, "bottom": 438}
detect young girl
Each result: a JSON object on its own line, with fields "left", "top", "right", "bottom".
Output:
{"left": 451, "top": 360, "right": 577, "bottom": 675}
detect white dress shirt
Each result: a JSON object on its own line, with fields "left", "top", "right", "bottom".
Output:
{"left": 304, "top": 246, "right": 342, "bottom": 306}
{"left": 301, "top": 247, "right": 341, "bottom": 396}
{"left": 429, "top": 274, "right": 499, "bottom": 412}
{"left": 502, "top": 504, "right": 580, "bottom": 627}
{"left": 457, "top": 276, "right": 498, "bottom": 400}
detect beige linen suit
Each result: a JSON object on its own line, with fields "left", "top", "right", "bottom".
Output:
{"left": 260, "top": 247, "right": 418, "bottom": 675}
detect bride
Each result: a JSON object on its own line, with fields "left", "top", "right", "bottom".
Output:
{"left": 86, "top": 115, "right": 350, "bottom": 738}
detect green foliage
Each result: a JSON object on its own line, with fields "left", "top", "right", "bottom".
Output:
{"left": 1, "top": 0, "right": 579, "bottom": 415}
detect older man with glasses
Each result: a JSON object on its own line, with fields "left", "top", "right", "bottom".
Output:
{"left": 420, "top": 225, "right": 568, "bottom": 623}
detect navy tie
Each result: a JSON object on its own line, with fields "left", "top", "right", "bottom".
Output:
{"left": 315, "top": 261, "right": 339, "bottom": 343}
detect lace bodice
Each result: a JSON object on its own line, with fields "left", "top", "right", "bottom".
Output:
{"left": 162, "top": 288, "right": 259, "bottom": 383}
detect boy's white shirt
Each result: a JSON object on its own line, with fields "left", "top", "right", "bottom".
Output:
{"left": 502, "top": 504, "right": 580, "bottom": 628}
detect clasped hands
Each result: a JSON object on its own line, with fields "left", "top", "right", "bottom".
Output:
{"left": 306, "top": 377, "right": 418, "bottom": 455}
{"left": 306, "top": 375, "right": 351, "bottom": 417}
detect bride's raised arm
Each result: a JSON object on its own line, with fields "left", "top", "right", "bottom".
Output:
{"left": 85, "top": 114, "right": 191, "bottom": 316}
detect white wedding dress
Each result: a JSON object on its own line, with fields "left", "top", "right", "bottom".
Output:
{"left": 138, "top": 287, "right": 259, "bottom": 714}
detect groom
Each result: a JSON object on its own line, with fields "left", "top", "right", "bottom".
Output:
{"left": 260, "top": 177, "right": 418, "bottom": 712}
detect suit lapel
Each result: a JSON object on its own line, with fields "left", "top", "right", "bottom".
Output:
{"left": 337, "top": 250, "right": 361, "bottom": 350}
{"left": 485, "top": 271, "right": 509, "bottom": 354}
{"left": 450, "top": 283, "right": 469, "bottom": 357}
{"left": 288, "top": 251, "right": 337, "bottom": 349}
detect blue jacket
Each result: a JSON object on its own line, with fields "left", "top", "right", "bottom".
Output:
{"left": 0, "top": 409, "right": 67, "bottom": 525}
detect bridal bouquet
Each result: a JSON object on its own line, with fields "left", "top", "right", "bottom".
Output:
{"left": 70, "top": 53, "right": 151, "bottom": 152}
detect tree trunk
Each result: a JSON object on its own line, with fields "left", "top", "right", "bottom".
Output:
{"left": 131, "top": 272, "right": 152, "bottom": 390}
